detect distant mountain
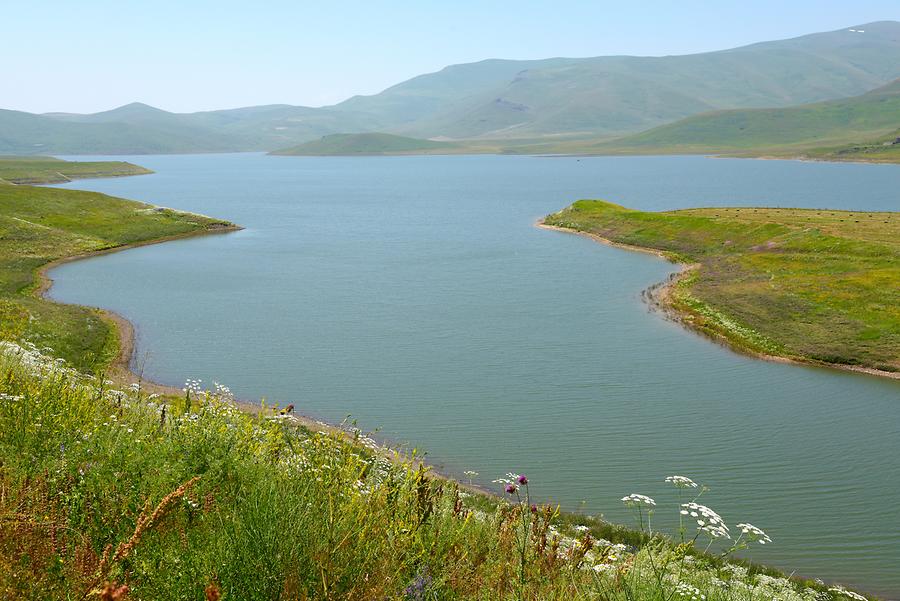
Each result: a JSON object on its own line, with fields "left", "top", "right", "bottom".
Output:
{"left": 271, "top": 133, "right": 460, "bottom": 155}
{"left": 346, "top": 21, "right": 900, "bottom": 139}
{"left": 595, "top": 78, "right": 900, "bottom": 154}
{"left": 2, "top": 21, "right": 900, "bottom": 154}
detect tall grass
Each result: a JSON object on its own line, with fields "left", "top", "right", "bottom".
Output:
{"left": 0, "top": 342, "right": 872, "bottom": 600}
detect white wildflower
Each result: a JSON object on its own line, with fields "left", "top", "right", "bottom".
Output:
{"left": 736, "top": 522, "right": 772, "bottom": 544}
{"left": 681, "top": 502, "right": 729, "bottom": 539}
{"left": 665, "top": 475, "right": 699, "bottom": 488}
{"left": 829, "top": 586, "right": 867, "bottom": 601}
{"left": 621, "top": 493, "right": 656, "bottom": 507}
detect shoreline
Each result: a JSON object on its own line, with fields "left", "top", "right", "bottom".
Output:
{"left": 535, "top": 219, "right": 900, "bottom": 381}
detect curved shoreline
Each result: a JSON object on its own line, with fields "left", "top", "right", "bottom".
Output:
{"left": 33, "top": 225, "right": 481, "bottom": 468}
{"left": 536, "top": 219, "right": 900, "bottom": 381}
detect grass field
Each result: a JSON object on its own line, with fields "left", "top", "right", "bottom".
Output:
{"left": 0, "top": 156, "right": 153, "bottom": 185}
{"left": 543, "top": 201, "right": 900, "bottom": 374}
{"left": 0, "top": 183, "right": 235, "bottom": 373}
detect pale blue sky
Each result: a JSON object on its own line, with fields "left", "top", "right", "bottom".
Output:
{"left": 4, "top": 0, "right": 899, "bottom": 114}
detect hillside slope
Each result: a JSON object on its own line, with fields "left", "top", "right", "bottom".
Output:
{"left": 598, "top": 78, "right": 900, "bottom": 153}
{"left": 271, "top": 133, "right": 460, "bottom": 155}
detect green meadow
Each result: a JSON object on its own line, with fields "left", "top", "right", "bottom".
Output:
{"left": 544, "top": 201, "right": 900, "bottom": 374}
{"left": 0, "top": 156, "right": 153, "bottom": 185}
{"left": 0, "top": 183, "right": 235, "bottom": 373}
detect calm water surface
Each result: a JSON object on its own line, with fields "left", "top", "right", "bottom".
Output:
{"left": 50, "top": 154, "right": 900, "bottom": 596}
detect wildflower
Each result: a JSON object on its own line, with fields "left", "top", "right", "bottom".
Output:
{"left": 681, "top": 502, "right": 730, "bottom": 539}
{"left": 674, "top": 582, "right": 706, "bottom": 600}
{"left": 403, "top": 567, "right": 433, "bottom": 601}
{"left": 621, "top": 493, "right": 656, "bottom": 507}
{"left": 517, "top": 474, "right": 528, "bottom": 485}
{"left": 735, "top": 522, "right": 772, "bottom": 544}
{"left": 505, "top": 484, "right": 518, "bottom": 494}
{"left": 463, "top": 470, "right": 478, "bottom": 478}
{"left": 829, "top": 587, "right": 867, "bottom": 601}
{"left": 665, "top": 475, "right": 699, "bottom": 488}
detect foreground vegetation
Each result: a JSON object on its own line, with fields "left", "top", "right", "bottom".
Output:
{"left": 544, "top": 201, "right": 900, "bottom": 374}
{"left": 0, "top": 182, "right": 235, "bottom": 373}
{"left": 0, "top": 156, "right": 152, "bottom": 185}
{"left": 0, "top": 342, "right": 874, "bottom": 600}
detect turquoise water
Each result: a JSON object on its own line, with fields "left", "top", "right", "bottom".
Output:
{"left": 50, "top": 154, "right": 899, "bottom": 597}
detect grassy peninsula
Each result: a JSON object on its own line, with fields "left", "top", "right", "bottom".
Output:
{"left": 0, "top": 156, "right": 153, "bottom": 185}
{"left": 0, "top": 182, "right": 236, "bottom": 374}
{"left": 543, "top": 201, "right": 900, "bottom": 375}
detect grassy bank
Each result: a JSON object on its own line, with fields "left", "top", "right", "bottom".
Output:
{"left": 0, "top": 182, "right": 236, "bottom": 373}
{"left": 0, "top": 156, "right": 153, "bottom": 185}
{"left": 0, "top": 342, "right": 873, "bottom": 600}
{"left": 543, "top": 201, "right": 900, "bottom": 375}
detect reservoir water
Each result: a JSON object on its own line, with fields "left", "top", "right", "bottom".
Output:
{"left": 49, "top": 154, "right": 899, "bottom": 596}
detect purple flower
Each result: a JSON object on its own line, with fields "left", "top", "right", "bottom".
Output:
{"left": 505, "top": 484, "right": 518, "bottom": 494}
{"left": 517, "top": 474, "right": 528, "bottom": 485}
{"left": 404, "top": 567, "right": 432, "bottom": 600}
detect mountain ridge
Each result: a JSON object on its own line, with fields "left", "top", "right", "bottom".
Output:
{"left": 2, "top": 21, "right": 899, "bottom": 154}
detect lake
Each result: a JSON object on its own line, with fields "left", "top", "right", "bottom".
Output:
{"left": 49, "top": 154, "right": 900, "bottom": 597}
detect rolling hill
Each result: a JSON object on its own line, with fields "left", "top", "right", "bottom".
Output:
{"left": 592, "top": 78, "right": 900, "bottom": 155}
{"left": 271, "top": 133, "right": 460, "bottom": 155}
{"left": 2, "top": 21, "right": 900, "bottom": 154}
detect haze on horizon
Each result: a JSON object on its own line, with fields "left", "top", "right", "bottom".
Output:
{"left": 4, "top": 0, "right": 900, "bottom": 115}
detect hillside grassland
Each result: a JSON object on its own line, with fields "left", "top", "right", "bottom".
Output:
{"left": 272, "top": 132, "right": 465, "bottom": 156}
{"left": 543, "top": 201, "right": 900, "bottom": 374}
{"left": 0, "top": 342, "right": 867, "bottom": 600}
{"left": 578, "top": 80, "right": 900, "bottom": 163}
{"left": 0, "top": 183, "right": 236, "bottom": 373}
{"left": 0, "top": 156, "right": 153, "bottom": 184}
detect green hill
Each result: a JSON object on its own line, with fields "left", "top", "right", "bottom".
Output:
{"left": 376, "top": 21, "right": 900, "bottom": 139}
{"left": 271, "top": 133, "right": 460, "bottom": 155}
{"left": 597, "top": 78, "right": 900, "bottom": 155}
{"left": 2, "top": 22, "right": 900, "bottom": 153}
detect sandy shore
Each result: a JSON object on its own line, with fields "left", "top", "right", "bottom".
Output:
{"left": 535, "top": 218, "right": 900, "bottom": 381}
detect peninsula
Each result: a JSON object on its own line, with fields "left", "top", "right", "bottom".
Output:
{"left": 542, "top": 201, "right": 899, "bottom": 377}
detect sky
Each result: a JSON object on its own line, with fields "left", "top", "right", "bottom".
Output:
{"left": 3, "top": 0, "right": 899, "bottom": 114}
